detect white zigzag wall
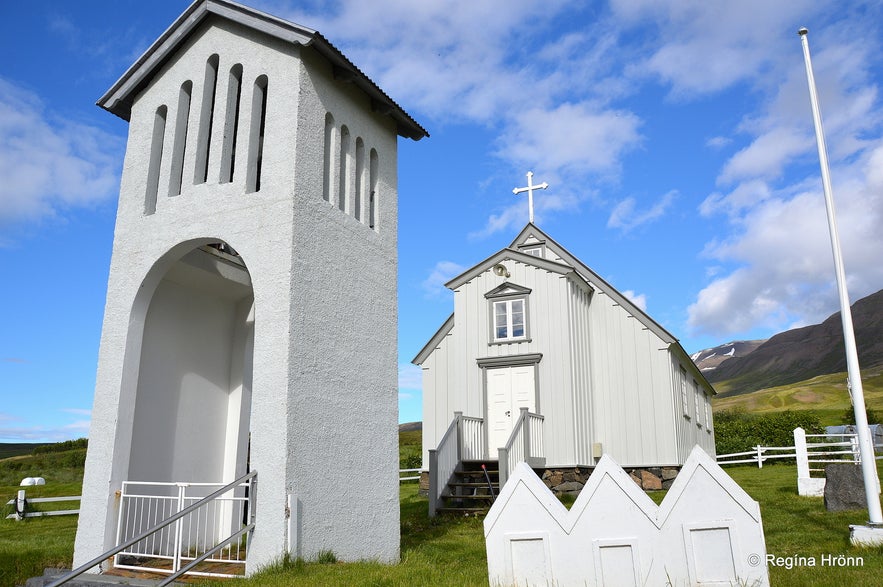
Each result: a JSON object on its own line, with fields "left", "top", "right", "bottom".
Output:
{"left": 484, "top": 445, "right": 769, "bottom": 586}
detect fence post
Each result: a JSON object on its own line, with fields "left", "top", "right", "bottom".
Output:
{"left": 428, "top": 449, "right": 438, "bottom": 517}
{"left": 15, "top": 489, "right": 26, "bottom": 521}
{"left": 521, "top": 408, "right": 530, "bottom": 465}
{"left": 498, "top": 447, "right": 509, "bottom": 488}
{"left": 794, "top": 427, "right": 809, "bottom": 479}
{"left": 756, "top": 445, "right": 763, "bottom": 469}
{"left": 173, "top": 484, "right": 185, "bottom": 573}
{"left": 454, "top": 411, "right": 463, "bottom": 462}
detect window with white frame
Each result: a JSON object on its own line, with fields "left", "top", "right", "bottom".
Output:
{"left": 521, "top": 246, "right": 543, "bottom": 257}
{"left": 680, "top": 366, "right": 689, "bottom": 418}
{"left": 493, "top": 298, "right": 526, "bottom": 341}
{"left": 704, "top": 392, "right": 711, "bottom": 431}
{"left": 694, "top": 380, "right": 702, "bottom": 426}
{"left": 485, "top": 281, "right": 531, "bottom": 344}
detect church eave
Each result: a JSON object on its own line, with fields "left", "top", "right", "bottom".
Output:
{"left": 412, "top": 313, "right": 454, "bottom": 366}
{"left": 444, "top": 248, "right": 575, "bottom": 291}
{"left": 96, "top": 0, "right": 428, "bottom": 141}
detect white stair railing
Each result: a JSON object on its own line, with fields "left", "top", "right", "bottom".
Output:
{"left": 114, "top": 475, "right": 253, "bottom": 578}
{"left": 498, "top": 408, "right": 545, "bottom": 488}
{"left": 46, "top": 470, "right": 256, "bottom": 587}
{"left": 428, "top": 412, "right": 487, "bottom": 516}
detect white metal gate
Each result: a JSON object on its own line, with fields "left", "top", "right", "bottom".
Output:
{"left": 114, "top": 477, "right": 253, "bottom": 578}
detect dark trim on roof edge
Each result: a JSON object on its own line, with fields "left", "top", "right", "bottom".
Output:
{"left": 412, "top": 313, "right": 454, "bottom": 366}
{"left": 445, "top": 248, "right": 578, "bottom": 290}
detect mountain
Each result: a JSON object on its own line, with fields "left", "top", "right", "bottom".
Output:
{"left": 707, "top": 288, "right": 883, "bottom": 397}
{"left": 692, "top": 340, "right": 767, "bottom": 372}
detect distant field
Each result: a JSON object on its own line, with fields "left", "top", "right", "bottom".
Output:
{"left": 712, "top": 367, "right": 883, "bottom": 426}
{"left": 0, "top": 443, "right": 49, "bottom": 460}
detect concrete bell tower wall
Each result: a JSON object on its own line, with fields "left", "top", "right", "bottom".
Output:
{"left": 75, "top": 8, "right": 404, "bottom": 573}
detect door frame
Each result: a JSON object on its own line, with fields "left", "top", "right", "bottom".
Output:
{"left": 477, "top": 353, "right": 543, "bottom": 458}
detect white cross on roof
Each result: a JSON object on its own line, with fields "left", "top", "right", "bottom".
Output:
{"left": 512, "top": 171, "right": 548, "bottom": 224}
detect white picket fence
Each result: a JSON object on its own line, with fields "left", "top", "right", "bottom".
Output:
{"left": 399, "top": 468, "right": 421, "bottom": 482}
{"left": 715, "top": 427, "right": 879, "bottom": 469}
{"left": 8, "top": 469, "right": 419, "bottom": 523}
{"left": 5, "top": 491, "right": 80, "bottom": 519}
{"left": 715, "top": 426, "right": 883, "bottom": 497}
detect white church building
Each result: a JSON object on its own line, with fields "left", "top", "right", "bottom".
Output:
{"left": 414, "top": 222, "right": 716, "bottom": 513}
{"left": 73, "top": 0, "right": 426, "bottom": 576}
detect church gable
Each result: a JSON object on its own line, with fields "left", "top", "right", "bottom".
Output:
{"left": 484, "top": 282, "right": 532, "bottom": 299}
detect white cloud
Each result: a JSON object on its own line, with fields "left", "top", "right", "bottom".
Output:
{"left": 622, "top": 290, "right": 648, "bottom": 312}
{"left": 607, "top": 190, "right": 676, "bottom": 232}
{"left": 610, "top": 0, "right": 826, "bottom": 97}
{"left": 690, "top": 143, "right": 883, "bottom": 336}
{"left": 262, "top": 1, "right": 644, "bottom": 239}
{"left": 498, "top": 103, "right": 643, "bottom": 177}
{"left": 421, "top": 261, "right": 467, "bottom": 299}
{"left": 706, "top": 136, "right": 731, "bottom": 149}
{"left": 398, "top": 363, "right": 422, "bottom": 391}
{"left": 0, "top": 77, "right": 122, "bottom": 230}
{"left": 659, "top": 1, "right": 883, "bottom": 338}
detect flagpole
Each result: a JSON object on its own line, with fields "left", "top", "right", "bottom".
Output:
{"left": 798, "top": 27, "right": 883, "bottom": 537}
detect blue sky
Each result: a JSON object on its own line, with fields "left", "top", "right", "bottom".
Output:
{"left": 2, "top": 1, "right": 883, "bottom": 442}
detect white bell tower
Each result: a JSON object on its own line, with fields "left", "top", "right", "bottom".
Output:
{"left": 74, "top": 0, "right": 426, "bottom": 573}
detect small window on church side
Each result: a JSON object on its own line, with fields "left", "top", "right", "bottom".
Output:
{"left": 704, "top": 392, "right": 711, "bottom": 431}
{"left": 493, "top": 299, "right": 526, "bottom": 342}
{"left": 145, "top": 105, "right": 167, "bottom": 215}
{"left": 694, "top": 380, "right": 702, "bottom": 427}
{"left": 680, "top": 366, "right": 689, "bottom": 418}
{"left": 522, "top": 246, "right": 542, "bottom": 257}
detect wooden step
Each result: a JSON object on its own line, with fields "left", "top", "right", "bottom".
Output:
{"left": 436, "top": 506, "right": 490, "bottom": 515}
{"left": 448, "top": 481, "right": 500, "bottom": 490}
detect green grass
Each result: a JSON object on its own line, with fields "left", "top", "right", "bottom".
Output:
{"left": 713, "top": 367, "right": 883, "bottom": 426}
{"left": 6, "top": 437, "right": 883, "bottom": 586}
{"left": 398, "top": 429, "right": 422, "bottom": 470}
{"left": 728, "top": 463, "right": 883, "bottom": 586}
{"left": 0, "top": 444, "right": 50, "bottom": 460}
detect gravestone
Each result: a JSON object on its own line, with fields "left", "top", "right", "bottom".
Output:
{"left": 825, "top": 463, "right": 867, "bottom": 511}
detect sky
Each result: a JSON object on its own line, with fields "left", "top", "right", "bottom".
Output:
{"left": 2, "top": 1, "right": 883, "bottom": 442}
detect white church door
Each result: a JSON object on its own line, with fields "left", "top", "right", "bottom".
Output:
{"left": 486, "top": 365, "right": 536, "bottom": 451}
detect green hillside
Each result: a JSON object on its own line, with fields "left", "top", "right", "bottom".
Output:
{"left": 712, "top": 366, "right": 883, "bottom": 426}
{"left": 0, "top": 443, "right": 49, "bottom": 460}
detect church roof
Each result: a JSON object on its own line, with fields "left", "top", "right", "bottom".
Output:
{"left": 510, "top": 223, "right": 714, "bottom": 390}
{"left": 509, "top": 223, "right": 677, "bottom": 344}
{"left": 97, "top": 0, "right": 428, "bottom": 141}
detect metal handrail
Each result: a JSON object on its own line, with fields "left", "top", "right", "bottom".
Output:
{"left": 158, "top": 523, "right": 254, "bottom": 586}
{"left": 47, "top": 470, "right": 257, "bottom": 587}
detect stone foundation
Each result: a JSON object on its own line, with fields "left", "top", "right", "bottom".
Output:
{"left": 541, "top": 465, "right": 680, "bottom": 495}
{"left": 418, "top": 471, "right": 430, "bottom": 496}
{"left": 419, "top": 465, "right": 681, "bottom": 499}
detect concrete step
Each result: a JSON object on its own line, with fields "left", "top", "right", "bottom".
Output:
{"left": 24, "top": 568, "right": 182, "bottom": 587}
